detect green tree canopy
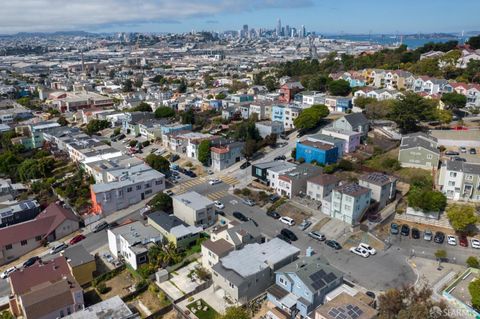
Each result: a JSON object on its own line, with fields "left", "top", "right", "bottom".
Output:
{"left": 215, "top": 92, "right": 227, "bottom": 100}
{"left": 57, "top": 116, "right": 68, "bottom": 126}
{"left": 354, "top": 96, "right": 377, "bottom": 109}
{"left": 145, "top": 154, "right": 170, "bottom": 174}
{"left": 446, "top": 204, "right": 479, "bottom": 232}
{"left": 441, "top": 92, "right": 467, "bottom": 109}
{"left": 408, "top": 188, "right": 447, "bottom": 212}
{"left": 469, "top": 277, "right": 480, "bottom": 311}
{"left": 327, "top": 79, "right": 352, "bottom": 96}
{"left": 198, "top": 140, "right": 212, "bottom": 166}
{"left": 293, "top": 104, "right": 329, "bottom": 131}
{"left": 234, "top": 121, "right": 261, "bottom": 142}
{"left": 85, "top": 119, "right": 110, "bottom": 135}
{"left": 242, "top": 139, "right": 257, "bottom": 159}
{"left": 467, "top": 35, "right": 480, "bottom": 50}
{"left": 130, "top": 102, "right": 152, "bottom": 112}
{"left": 154, "top": 106, "right": 175, "bottom": 118}
{"left": 181, "top": 109, "right": 195, "bottom": 125}
{"left": 122, "top": 79, "right": 133, "bottom": 92}
{"left": 389, "top": 93, "right": 437, "bottom": 133}
{"left": 148, "top": 192, "right": 173, "bottom": 212}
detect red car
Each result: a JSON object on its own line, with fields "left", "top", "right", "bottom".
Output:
{"left": 69, "top": 234, "right": 86, "bottom": 245}
{"left": 459, "top": 235, "right": 468, "bottom": 247}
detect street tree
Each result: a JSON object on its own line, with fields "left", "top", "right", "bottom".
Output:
{"left": 446, "top": 204, "right": 479, "bottom": 232}
{"left": 198, "top": 140, "right": 212, "bottom": 166}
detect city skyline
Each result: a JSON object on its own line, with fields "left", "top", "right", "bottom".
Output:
{"left": 0, "top": 0, "right": 479, "bottom": 35}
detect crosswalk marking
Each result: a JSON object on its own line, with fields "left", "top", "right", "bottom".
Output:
{"left": 206, "top": 191, "right": 228, "bottom": 200}
{"left": 219, "top": 175, "right": 238, "bottom": 185}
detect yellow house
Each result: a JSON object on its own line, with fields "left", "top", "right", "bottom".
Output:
{"left": 147, "top": 211, "right": 203, "bottom": 249}
{"left": 63, "top": 245, "right": 96, "bottom": 286}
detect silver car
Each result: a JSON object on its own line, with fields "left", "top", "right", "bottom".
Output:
{"left": 308, "top": 231, "right": 326, "bottom": 241}
{"left": 298, "top": 220, "right": 312, "bottom": 231}
{"left": 424, "top": 229, "right": 433, "bottom": 241}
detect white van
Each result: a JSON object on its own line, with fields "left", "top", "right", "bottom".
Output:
{"left": 279, "top": 216, "right": 295, "bottom": 226}
{"left": 50, "top": 241, "right": 68, "bottom": 255}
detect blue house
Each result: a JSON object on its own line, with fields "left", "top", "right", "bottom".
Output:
{"left": 272, "top": 105, "right": 285, "bottom": 123}
{"left": 160, "top": 123, "right": 192, "bottom": 135}
{"left": 267, "top": 256, "right": 343, "bottom": 318}
{"left": 231, "top": 94, "right": 254, "bottom": 103}
{"left": 296, "top": 140, "right": 338, "bottom": 165}
{"left": 346, "top": 77, "right": 366, "bottom": 88}
{"left": 335, "top": 97, "right": 353, "bottom": 112}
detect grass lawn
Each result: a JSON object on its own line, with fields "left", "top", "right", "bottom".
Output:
{"left": 186, "top": 299, "right": 219, "bottom": 319}
{"left": 395, "top": 168, "right": 433, "bottom": 184}
{"left": 363, "top": 148, "right": 399, "bottom": 172}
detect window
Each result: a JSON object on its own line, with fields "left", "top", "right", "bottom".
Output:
{"left": 136, "top": 185, "right": 142, "bottom": 190}
{"left": 450, "top": 172, "right": 457, "bottom": 178}
{"left": 145, "top": 190, "right": 152, "bottom": 195}
{"left": 21, "top": 240, "right": 27, "bottom": 246}
{"left": 466, "top": 175, "right": 474, "bottom": 181}
{"left": 127, "top": 187, "right": 132, "bottom": 193}
{"left": 155, "top": 180, "right": 163, "bottom": 185}
{"left": 448, "top": 181, "right": 455, "bottom": 187}
{"left": 427, "top": 154, "right": 433, "bottom": 159}
{"left": 145, "top": 183, "right": 151, "bottom": 189}
{"left": 35, "top": 236, "right": 42, "bottom": 241}
{"left": 5, "top": 244, "right": 12, "bottom": 250}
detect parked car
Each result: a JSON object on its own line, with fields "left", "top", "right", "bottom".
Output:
{"left": 469, "top": 148, "right": 477, "bottom": 155}
{"left": 325, "top": 240, "right": 342, "bottom": 250}
{"left": 240, "top": 161, "right": 251, "bottom": 169}
{"left": 307, "top": 231, "right": 325, "bottom": 241}
{"left": 411, "top": 228, "right": 420, "bottom": 239}
{"left": 274, "top": 155, "right": 286, "bottom": 161}
{"left": 214, "top": 201, "right": 225, "bottom": 209}
{"left": 23, "top": 256, "right": 41, "bottom": 268}
{"left": 266, "top": 211, "right": 281, "bottom": 219}
{"left": 93, "top": 221, "right": 110, "bottom": 233}
{"left": 269, "top": 194, "right": 280, "bottom": 203}
{"left": 350, "top": 247, "right": 369, "bottom": 258}
{"left": 400, "top": 224, "right": 410, "bottom": 236}
{"left": 424, "top": 229, "right": 433, "bottom": 241}
{"left": 233, "top": 211, "right": 249, "bottom": 222}
{"left": 243, "top": 199, "right": 256, "bottom": 206}
{"left": 358, "top": 243, "right": 376, "bottom": 255}
{"left": 215, "top": 210, "right": 225, "bottom": 217}
{"left": 170, "top": 154, "right": 180, "bottom": 162}
{"left": 281, "top": 229, "right": 298, "bottom": 241}
{"left": 434, "top": 231, "right": 445, "bottom": 244}
{"left": 447, "top": 235, "right": 457, "bottom": 246}
{"left": 298, "top": 220, "right": 312, "bottom": 231}
{"left": 452, "top": 157, "right": 466, "bottom": 162}
{"left": 279, "top": 216, "right": 295, "bottom": 226}
{"left": 459, "top": 235, "right": 468, "bottom": 247}
{"left": 471, "top": 238, "right": 480, "bottom": 249}
{"left": 0, "top": 267, "right": 17, "bottom": 279}
{"left": 50, "top": 242, "right": 68, "bottom": 255}
{"left": 276, "top": 233, "right": 291, "bottom": 244}
{"left": 445, "top": 151, "right": 460, "bottom": 156}
{"left": 209, "top": 178, "right": 222, "bottom": 185}
{"left": 69, "top": 234, "right": 86, "bottom": 245}
{"left": 460, "top": 146, "right": 467, "bottom": 153}
{"left": 390, "top": 223, "right": 399, "bottom": 235}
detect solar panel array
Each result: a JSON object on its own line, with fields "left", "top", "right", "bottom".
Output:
{"left": 327, "top": 304, "right": 364, "bottom": 319}
{"left": 309, "top": 269, "right": 338, "bottom": 290}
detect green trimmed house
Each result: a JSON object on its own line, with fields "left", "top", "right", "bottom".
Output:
{"left": 398, "top": 133, "right": 440, "bottom": 170}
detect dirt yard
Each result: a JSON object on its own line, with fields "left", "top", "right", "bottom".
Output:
{"left": 276, "top": 202, "right": 312, "bottom": 224}
{"left": 101, "top": 270, "right": 138, "bottom": 300}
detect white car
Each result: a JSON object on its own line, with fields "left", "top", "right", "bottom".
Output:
{"left": 358, "top": 243, "right": 376, "bottom": 255}
{"left": 350, "top": 247, "right": 370, "bottom": 258}
{"left": 471, "top": 238, "right": 480, "bottom": 249}
{"left": 0, "top": 266, "right": 17, "bottom": 279}
{"left": 279, "top": 216, "right": 295, "bottom": 226}
{"left": 447, "top": 235, "right": 457, "bottom": 246}
{"left": 214, "top": 201, "right": 225, "bottom": 209}
{"left": 209, "top": 178, "right": 222, "bottom": 186}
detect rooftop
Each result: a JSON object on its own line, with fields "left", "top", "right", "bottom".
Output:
{"left": 315, "top": 292, "right": 377, "bottom": 319}
{"left": 64, "top": 295, "right": 138, "bottom": 319}
{"left": 63, "top": 244, "right": 95, "bottom": 267}
{"left": 202, "top": 238, "right": 234, "bottom": 257}
{"left": 359, "top": 172, "right": 397, "bottom": 186}
{"left": 335, "top": 183, "right": 370, "bottom": 197}
{"left": 308, "top": 174, "right": 340, "bottom": 186}
{"left": 173, "top": 191, "right": 214, "bottom": 211}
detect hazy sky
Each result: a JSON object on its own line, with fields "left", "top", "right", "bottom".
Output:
{"left": 0, "top": 0, "right": 478, "bottom": 34}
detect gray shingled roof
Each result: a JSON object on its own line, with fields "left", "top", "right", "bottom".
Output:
{"left": 343, "top": 113, "right": 368, "bottom": 128}
{"left": 446, "top": 160, "right": 480, "bottom": 175}
{"left": 400, "top": 133, "right": 439, "bottom": 154}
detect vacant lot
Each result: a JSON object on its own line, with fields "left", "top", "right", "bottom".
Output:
{"left": 101, "top": 269, "right": 138, "bottom": 300}
{"left": 276, "top": 202, "right": 312, "bottom": 224}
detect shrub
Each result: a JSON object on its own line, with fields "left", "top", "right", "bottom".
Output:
{"left": 142, "top": 140, "right": 150, "bottom": 147}
{"left": 467, "top": 256, "right": 480, "bottom": 268}
{"left": 241, "top": 188, "right": 251, "bottom": 196}
{"left": 233, "top": 189, "right": 242, "bottom": 195}
{"left": 298, "top": 157, "right": 305, "bottom": 164}
{"left": 129, "top": 140, "right": 138, "bottom": 147}
{"left": 136, "top": 280, "right": 148, "bottom": 290}
{"left": 323, "top": 164, "right": 337, "bottom": 174}
{"left": 96, "top": 282, "right": 109, "bottom": 294}
{"left": 337, "top": 159, "right": 354, "bottom": 171}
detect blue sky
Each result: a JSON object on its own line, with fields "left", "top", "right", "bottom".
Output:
{"left": 0, "top": 0, "right": 478, "bottom": 34}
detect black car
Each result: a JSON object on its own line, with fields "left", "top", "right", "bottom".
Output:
{"left": 185, "top": 170, "right": 197, "bottom": 177}
{"left": 411, "top": 228, "right": 420, "bottom": 239}
{"left": 470, "top": 148, "right": 477, "bottom": 155}
{"left": 266, "top": 211, "right": 281, "bottom": 219}
{"left": 434, "top": 231, "right": 445, "bottom": 244}
{"left": 170, "top": 154, "right": 180, "bottom": 162}
{"left": 274, "top": 155, "right": 286, "bottom": 161}
{"left": 215, "top": 210, "right": 225, "bottom": 217}
{"left": 23, "top": 256, "right": 41, "bottom": 268}
{"left": 452, "top": 157, "right": 466, "bottom": 162}
{"left": 93, "top": 221, "right": 110, "bottom": 233}
{"left": 281, "top": 228, "right": 298, "bottom": 241}
{"left": 400, "top": 224, "right": 410, "bottom": 236}
{"left": 233, "top": 211, "right": 249, "bottom": 222}
{"left": 325, "top": 240, "right": 342, "bottom": 250}
{"left": 240, "top": 161, "right": 251, "bottom": 169}
{"left": 445, "top": 151, "right": 460, "bottom": 156}
{"left": 276, "top": 233, "right": 291, "bottom": 244}
{"left": 269, "top": 194, "right": 280, "bottom": 203}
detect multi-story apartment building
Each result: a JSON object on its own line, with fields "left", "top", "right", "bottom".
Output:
{"left": 330, "top": 183, "right": 371, "bottom": 225}
{"left": 211, "top": 141, "right": 244, "bottom": 172}
{"left": 438, "top": 160, "right": 480, "bottom": 202}
{"left": 358, "top": 172, "right": 397, "bottom": 210}
{"left": 398, "top": 133, "right": 440, "bottom": 170}
{"left": 172, "top": 191, "right": 216, "bottom": 227}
